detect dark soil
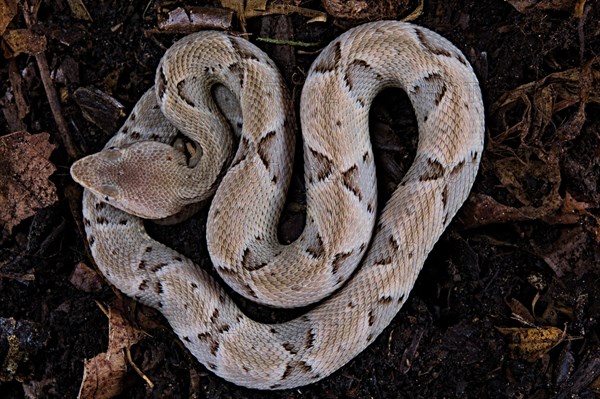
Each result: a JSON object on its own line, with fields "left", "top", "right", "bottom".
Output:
{"left": 1, "top": 0, "right": 599, "bottom": 398}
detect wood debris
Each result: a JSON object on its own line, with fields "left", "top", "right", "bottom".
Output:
{"left": 0, "top": 131, "right": 57, "bottom": 235}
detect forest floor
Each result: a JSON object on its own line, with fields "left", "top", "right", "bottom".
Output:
{"left": 0, "top": 0, "right": 599, "bottom": 398}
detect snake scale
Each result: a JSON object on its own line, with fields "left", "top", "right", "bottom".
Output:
{"left": 71, "top": 21, "right": 484, "bottom": 389}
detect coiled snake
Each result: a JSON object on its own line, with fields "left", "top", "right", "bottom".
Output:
{"left": 71, "top": 21, "right": 484, "bottom": 389}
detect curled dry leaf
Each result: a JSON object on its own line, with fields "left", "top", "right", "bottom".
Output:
{"left": 78, "top": 307, "right": 146, "bottom": 399}
{"left": 496, "top": 326, "right": 567, "bottom": 362}
{"left": 0, "top": 131, "right": 57, "bottom": 235}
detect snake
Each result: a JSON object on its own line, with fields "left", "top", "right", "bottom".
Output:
{"left": 70, "top": 21, "right": 484, "bottom": 390}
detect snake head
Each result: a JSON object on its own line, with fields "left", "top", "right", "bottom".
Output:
{"left": 71, "top": 141, "right": 190, "bottom": 219}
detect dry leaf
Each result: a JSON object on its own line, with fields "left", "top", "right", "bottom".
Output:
{"left": 66, "top": 0, "right": 92, "bottom": 21}
{"left": 505, "top": 0, "right": 578, "bottom": 13}
{"left": 69, "top": 262, "right": 104, "bottom": 293}
{"left": 73, "top": 87, "right": 126, "bottom": 134}
{"left": 0, "top": 0, "right": 18, "bottom": 35}
{"left": 78, "top": 307, "right": 145, "bottom": 399}
{"left": 496, "top": 326, "right": 567, "bottom": 361}
{"left": 464, "top": 64, "right": 600, "bottom": 228}
{"left": 2, "top": 29, "right": 47, "bottom": 57}
{"left": 0, "top": 131, "right": 58, "bottom": 235}
{"left": 530, "top": 226, "right": 599, "bottom": 278}
{"left": 506, "top": 298, "right": 536, "bottom": 324}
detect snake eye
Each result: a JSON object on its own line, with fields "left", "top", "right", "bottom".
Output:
{"left": 99, "top": 183, "right": 119, "bottom": 198}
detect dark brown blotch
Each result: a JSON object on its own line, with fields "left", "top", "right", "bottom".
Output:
{"left": 176, "top": 79, "right": 195, "bottom": 107}
{"left": 230, "top": 137, "right": 251, "bottom": 169}
{"left": 157, "top": 67, "right": 167, "bottom": 99}
{"left": 423, "top": 72, "right": 444, "bottom": 83}
{"left": 150, "top": 262, "right": 168, "bottom": 273}
{"left": 281, "top": 364, "right": 294, "bottom": 380}
{"left": 342, "top": 164, "right": 362, "bottom": 200}
{"left": 210, "top": 309, "right": 219, "bottom": 323}
{"left": 442, "top": 185, "right": 449, "bottom": 208}
{"left": 257, "top": 130, "right": 276, "bottom": 169}
{"left": 138, "top": 279, "right": 149, "bottom": 291}
{"left": 229, "top": 37, "right": 260, "bottom": 61}
{"left": 450, "top": 160, "right": 465, "bottom": 176}
{"left": 306, "top": 233, "right": 325, "bottom": 259}
{"left": 331, "top": 251, "right": 352, "bottom": 274}
{"left": 454, "top": 53, "right": 468, "bottom": 65}
{"left": 415, "top": 28, "right": 453, "bottom": 58}
{"left": 419, "top": 158, "right": 445, "bottom": 181}
{"left": 312, "top": 41, "right": 342, "bottom": 73}
{"left": 308, "top": 147, "right": 334, "bottom": 182}
{"left": 198, "top": 332, "right": 211, "bottom": 341}
{"left": 155, "top": 282, "right": 163, "bottom": 294}
{"left": 368, "top": 310, "right": 375, "bottom": 326}
{"left": 282, "top": 342, "right": 298, "bottom": 354}
{"left": 344, "top": 59, "right": 373, "bottom": 91}
{"left": 305, "top": 328, "right": 315, "bottom": 349}
{"left": 389, "top": 235, "right": 400, "bottom": 252}
{"left": 228, "top": 62, "right": 245, "bottom": 87}
{"left": 242, "top": 283, "right": 258, "bottom": 298}
{"left": 218, "top": 324, "right": 230, "bottom": 333}
{"left": 435, "top": 84, "right": 447, "bottom": 106}
{"left": 374, "top": 257, "right": 392, "bottom": 266}
{"left": 241, "top": 247, "right": 268, "bottom": 271}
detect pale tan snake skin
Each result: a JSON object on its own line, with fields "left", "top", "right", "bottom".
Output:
{"left": 70, "top": 21, "right": 484, "bottom": 389}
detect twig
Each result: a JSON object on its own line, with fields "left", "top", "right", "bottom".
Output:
{"left": 22, "top": 0, "right": 80, "bottom": 160}
{"left": 126, "top": 348, "right": 155, "bottom": 388}
{"left": 255, "top": 37, "right": 321, "bottom": 47}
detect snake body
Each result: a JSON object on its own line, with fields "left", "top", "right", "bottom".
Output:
{"left": 71, "top": 21, "right": 484, "bottom": 389}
